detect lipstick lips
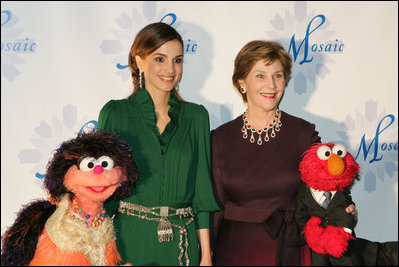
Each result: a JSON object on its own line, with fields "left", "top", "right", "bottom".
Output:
{"left": 87, "top": 186, "right": 110, "bottom": 193}
{"left": 159, "top": 75, "right": 174, "bottom": 82}
{"left": 260, "top": 93, "right": 277, "bottom": 99}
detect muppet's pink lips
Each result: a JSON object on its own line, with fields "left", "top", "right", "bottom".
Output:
{"left": 87, "top": 186, "right": 110, "bottom": 193}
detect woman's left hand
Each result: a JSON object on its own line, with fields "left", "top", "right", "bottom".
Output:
{"left": 345, "top": 204, "right": 358, "bottom": 218}
{"left": 199, "top": 254, "right": 213, "bottom": 266}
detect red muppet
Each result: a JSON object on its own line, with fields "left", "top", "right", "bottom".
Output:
{"left": 295, "top": 142, "right": 398, "bottom": 266}
{"left": 1, "top": 130, "right": 137, "bottom": 266}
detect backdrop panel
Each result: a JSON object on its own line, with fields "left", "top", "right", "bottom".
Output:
{"left": 1, "top": 1, "right": 397, "bottom": 243}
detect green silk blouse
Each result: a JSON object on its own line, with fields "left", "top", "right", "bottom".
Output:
{"left": 97, "top": 88, "right": 219, "bottom": 265}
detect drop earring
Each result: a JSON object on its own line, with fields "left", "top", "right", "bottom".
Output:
{"left": 240, "top": 86, "right": 246, "bottom": 94}
{"left": 139, "top": 70, "right": 143, "bottom": 89}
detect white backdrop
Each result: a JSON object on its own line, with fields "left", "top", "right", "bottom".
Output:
{"left": 2, "top": 1, "right": 398, "bottom": 243}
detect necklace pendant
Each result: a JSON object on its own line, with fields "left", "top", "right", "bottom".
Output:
{"left": 271, "top": 128, "right": 276, "bottom": 138}
{"left": 257, "top": 134, "right": 262, "bottom": 145}
{"left": 242, "top": 109, "right": 282, "bottom": 145}
{"left": 264, "top": 131, "right": 269, "bottom": 142}
{"left": 250, "top": 132, "right": 255, "bottom": 143}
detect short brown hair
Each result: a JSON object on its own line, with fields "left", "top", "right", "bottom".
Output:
{"left": 128, "top": 22, "right": 185, "bottom": 101}
{"left": 232, "top": 40, "right": 292, "bottom": 102}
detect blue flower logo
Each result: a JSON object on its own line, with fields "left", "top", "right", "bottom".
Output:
{"left": 339, "top": 100, "right": 398, "bottom": 192}
{"left": 266, "top": 2, "right": 338, "bottom": 95}
{"left": 1, "top": 9, "right": 37, "bottom": 82}
{"left": 18, "top": 105, "right": 96, "bottom": 185}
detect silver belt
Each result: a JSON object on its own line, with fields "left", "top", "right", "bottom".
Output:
{"left": 119, "top": 201, "right": 194, "bottom": 266}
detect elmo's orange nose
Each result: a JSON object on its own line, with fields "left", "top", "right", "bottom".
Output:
{"left": 327, "top": 154, "right": 345, "bottom": 176}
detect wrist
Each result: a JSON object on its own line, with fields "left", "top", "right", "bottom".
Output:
{"left": 201, "top": 249, "right": 212, "bottom": 257}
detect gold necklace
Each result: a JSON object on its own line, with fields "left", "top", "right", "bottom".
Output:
{"left": 241, "top": 109, "right": 282, "bottom": 145}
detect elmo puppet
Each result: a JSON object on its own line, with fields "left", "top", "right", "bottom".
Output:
{"left": 1, "top": 130, "right": 137, "bottom": 266}
{"left": 295, "top": 142, "right": 398, "bottom": 266}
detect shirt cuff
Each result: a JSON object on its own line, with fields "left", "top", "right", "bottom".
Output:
{"left": 195, "top": 211, "right": 210, "bottom": 229}
{"left": 343, "top": 227, "right": 352, "bottom": 234}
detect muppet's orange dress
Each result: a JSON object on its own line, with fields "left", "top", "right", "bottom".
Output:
{"left": 28, "top": 194, "right": 122, "bottom": 266}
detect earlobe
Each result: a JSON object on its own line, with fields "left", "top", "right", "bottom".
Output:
{"left": 135, "top": 55, "right": 143, "bottom": 71}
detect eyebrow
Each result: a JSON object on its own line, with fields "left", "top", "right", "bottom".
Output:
{"left": 153, "top": 53, "right": 184, "bottom": 58}
{"left": 254, "top": 69, "right": 283, "bottom": 73}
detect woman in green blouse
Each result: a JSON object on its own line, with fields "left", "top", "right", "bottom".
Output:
{"left": 98, "top": 22, "right": 219, "bottom": 266}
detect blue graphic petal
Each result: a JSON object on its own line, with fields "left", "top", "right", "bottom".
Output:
{"left": 18, "top": 149, "right": 43, "bottom": 163}
{"left": 115, "top": 12, "right": 132, "bottom": 30}
{"left": 316, "top": 63, "right": 330, "bottom": 79}
{"left": 365, "top": 100, "right": 377, "bottom": 122}
{"left": 63, "top": 105, "right": 77, "bottom": 129}
{"left": 385, "top": 162, "right": 397, "bottom": 177}
{"left": 294, "top": 72, "right": 307, "bottom": 95}
{"left": 2, "top": 27, "right": 24, "bottom": 39}
{"left": 1, "top": 64, "right": 21, "bottom": 82}
{"left": 377, "top": 166, "right": 384, "bottom": 182}
{"left": 364, "top": 171, "right": 376, "bottom": 192}
{"left": 99, "top": 40, "right": 124, "bottom": 54}
{"left": 143, "top": 1, "right": 157, "bottom": 21}
{"left": 34, "top": 121, "right": 52, "bottom": 138}
{"left": 270, "top": 14, "right": 284, "bottom": 30}
{"left": 294, "top": 1, "right": 307, "bottom": 22}
{"left": 220, "top": 104, "right": 233, "bottom": 125}
{"left": 52, "top": 116, "right": 63, "bottom": 136}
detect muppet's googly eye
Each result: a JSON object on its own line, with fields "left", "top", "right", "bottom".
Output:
{"left": 332, "top": 144, "right": 347, "bottom": 158}
{"left": 316, "top": 145, "right": 332, "bottom": 160}
{"left": 79, "top": 157, "right": 97, "bottom": 171}
{"left": 97, "top": 156, "right": 115, "bottom": 170}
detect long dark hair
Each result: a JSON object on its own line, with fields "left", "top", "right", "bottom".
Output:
{"left": 128, "top": 22, "right": 185, "bottom": 102}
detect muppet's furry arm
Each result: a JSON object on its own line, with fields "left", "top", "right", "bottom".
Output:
{"left": 1, "top": 199, "right": 56, "bottom": 266}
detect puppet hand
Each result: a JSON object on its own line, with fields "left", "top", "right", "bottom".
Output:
{"left": 323, "top": 226, "right": 355, "bottom": 258}
{"left": 303, "top": 216, "right": 327, "bottom": 254}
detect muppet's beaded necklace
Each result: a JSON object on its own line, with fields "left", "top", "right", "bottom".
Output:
{"left": 66, "top": 198, "right": 107, "bottom": 228}
{"left": 242, "top": 108, "right": 282, "bottom": 145}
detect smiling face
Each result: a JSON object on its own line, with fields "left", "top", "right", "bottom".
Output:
{"left": 135, "top": 40, "right": 183, "bottom": 95}
{"left": 239, "top": 59, "right": 286, "bottom": 113}
{"left": 63, "top": 155, "right": 125, "bottom": 204}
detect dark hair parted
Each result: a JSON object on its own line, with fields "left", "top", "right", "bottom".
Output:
{"left": 232, "top": 40, "right": 292, "bottom": 102}
{"left": 128, "top": 22, "right": 185, "bottom": 101}
{"left": 44, "top": 130, "right": 138, "bottom": 202}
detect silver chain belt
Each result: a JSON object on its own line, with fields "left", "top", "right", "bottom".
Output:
{"left": 118, "top": 201, "right": 194, "bottom": 266}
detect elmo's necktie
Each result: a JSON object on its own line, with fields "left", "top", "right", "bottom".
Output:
{"left": 321, "top": 191, "right": 332, "bottom": 209}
